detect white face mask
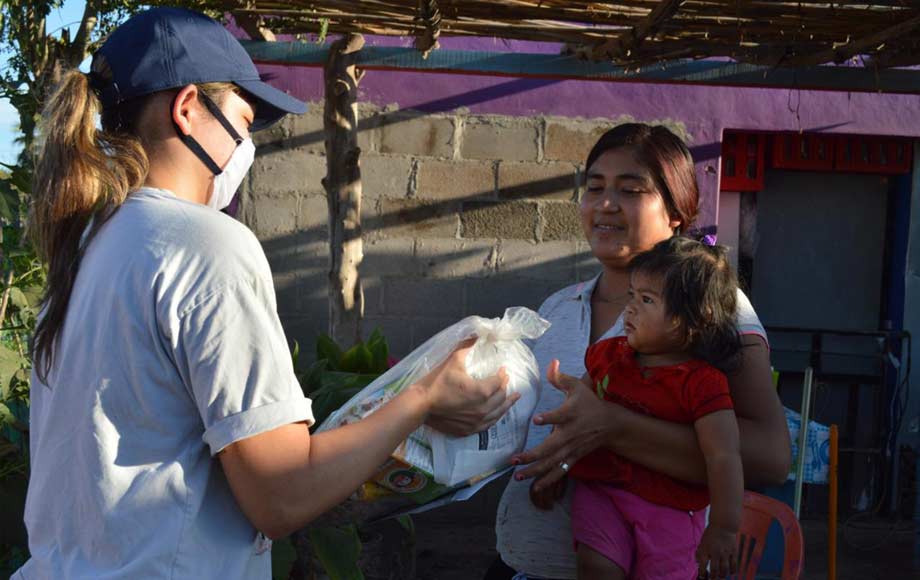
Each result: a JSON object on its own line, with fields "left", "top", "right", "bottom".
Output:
{"left": 207, "top": 137, "right": 255, "bottom": 210}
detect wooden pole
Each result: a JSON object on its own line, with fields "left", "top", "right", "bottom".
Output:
{"left": 322, "top": 33, "right": 366, "bottom": 349}
{"left": 828, "top": 424, "right": 839, "bottom": 580}
{"left": 794, "top": 366, "right": 815, "bottom": 518}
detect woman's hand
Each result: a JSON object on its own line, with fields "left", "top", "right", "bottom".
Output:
{"left": 511, "top": 360, "right": 618, "bottom": 492}
{"left": 418, "top": 339, "right": 518, "bottom": 436}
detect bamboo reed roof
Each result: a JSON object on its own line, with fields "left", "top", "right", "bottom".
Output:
{"left": 175, "top": 1, "right": 920, "bottom": 68}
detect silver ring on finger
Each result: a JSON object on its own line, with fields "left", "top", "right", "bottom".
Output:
{"left": 559, "top": 461, "right": 570, "bottom": 473}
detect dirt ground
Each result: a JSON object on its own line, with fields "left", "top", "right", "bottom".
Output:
{"left": 411, "top": 476, "right": 919, "bottom": 580}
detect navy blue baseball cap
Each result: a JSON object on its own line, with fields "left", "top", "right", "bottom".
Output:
{"left": 91, "top": 7, "right": 306, "bottom": 131}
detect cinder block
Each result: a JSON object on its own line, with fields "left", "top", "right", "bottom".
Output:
{"left": 575, "top": 241, "right": 600, "bottom": 281}
{"left": 363, "top": 238, "right": 419, "bottom": 277}
{"left": 415, "top": 238, "right": 496, "bottom": 279}
{"left": 376, "top": 198, "right": 459, "bottom": 238}
{"left": 357, "top": 106, "right": 380, "bottom": 152}
{"left": 362, "top": 315, "right": 413, "bottom": 359}
{"left": 416, "top": 159, "right": 495, "bottom": 202}
{"left": 286, "top": 106, "right": 325, "bottom": 154}
{"left": 412, "top": 316, "right": 465, "bottom": 348}
{"left": 250, "top": 150, "right": 326, "bottom": 196}
{"left": 498, "top": 161, "right": 578, "bottom": 201}
{"left": 362, "top": 280, "right": 385, "bottom": 316}
{"left": 544, "top": 120, "right": 612, "bottom": 164}
{"left": 252, "top": 115, "right": 292, "bottom": 148}
{"left": 385, "top": 278, "right": 464, "bottom": 317}
{"left": 540, "top": 201, "right": 584, "bottom": 241}
{"left": 261, "top": 232, "right": 329, "bottom": 278}
{"left": 282, "top": 102, "right": 378, "bottom": 155}
{"left": 268, "top": 267, "right": 299, "bottom": 308}
{"left": 460, "top": 201, "right": 538, "bottom": 240}
{"left": 279, "top": 314, "right": 330, "bottom": 363}
{"left": 497, "top": 240, "right": 578, "bottom": 281}
{"left": 379, "top": 113, "right": 454, "bottom": 158}
{"left": 298, "top": 195, "right": 329, "bottom": 239}
{"left": 361, "top": 155, "right": 412, "bottom": 199}
{"left": 263, "top": 233, "right": 329, "bottom": 319}
{"left": 464, "top": 276, "right": 564, "bottom": 318}
{"left": 252, "top": 193, "right": 299, "bottom": 236}
{"left": 461, "top": 119, "right": 539, "bottom": 162}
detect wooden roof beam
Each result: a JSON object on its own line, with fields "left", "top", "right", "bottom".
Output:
{"left": 590, "top": 0, "right": 685, "bottom": 61}
{"left": 413, "top": 0, "right": 442, "bottom": 58}
{"left": 792, "top": 11, "right": 920, "bottom": 66}
{"left": 233, "top": 1, "right": 276, "bottom": 41}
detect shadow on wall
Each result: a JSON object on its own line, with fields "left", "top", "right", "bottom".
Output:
{"left": 259, "top": 228, "right": 598, "bottom": 361}
{"left": 253, "top": 77, "right": 565, "bottom": 158}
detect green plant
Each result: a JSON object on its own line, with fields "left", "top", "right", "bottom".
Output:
{"left": 287, "top": 330, "right": 418, "bottom": 580}
{"left": 0, "top": 145, "right": 44, "bottom": 484}
{"left": 293, "top": 327, "right": 391, "bottom": 428}
{"left": 0, "top": 155, "right": 46, "bottom": 579}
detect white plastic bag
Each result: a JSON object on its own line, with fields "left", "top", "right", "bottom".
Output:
{"left": 319, "top": 307, "right": 550, "bottom": 497}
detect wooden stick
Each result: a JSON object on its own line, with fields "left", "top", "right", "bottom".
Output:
{"left": 592, "top": 0, "right": 685, "bottom": 60}
{"left": 796, "top": 12, "right": 920, "bottom": 66}
{"left": 323, "top": 33, "right": 365, "bottom": 349}
{"left": 794, "top": 366, "right": 815, "bottom": 518}
{"left": 0, "top": 270, "right": 16, "bottom": 330}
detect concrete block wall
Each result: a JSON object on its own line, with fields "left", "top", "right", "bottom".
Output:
{"left": 240, "top": 103, "right": 619, "bottom": 357}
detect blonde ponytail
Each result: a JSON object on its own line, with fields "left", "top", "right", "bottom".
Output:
{"left": 30, "top": 69, "right": 149, "bottom": 380}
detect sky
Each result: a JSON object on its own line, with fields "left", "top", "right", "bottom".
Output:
{"left": 0, "top": 0, "right": 90, "bottom": 165}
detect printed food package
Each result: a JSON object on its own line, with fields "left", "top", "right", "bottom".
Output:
{"left": 318, "top": 307, "right": 550, "bottom": 504}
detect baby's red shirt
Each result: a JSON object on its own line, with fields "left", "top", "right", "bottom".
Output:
{"left": 570, "top": 336, "right": 733, "bottom": 511}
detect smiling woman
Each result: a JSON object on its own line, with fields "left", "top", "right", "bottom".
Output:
{"left": 487, "top": 123, "right": 791, "bottom": 580}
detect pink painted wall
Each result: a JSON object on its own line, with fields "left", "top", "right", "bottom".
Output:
{"left": 253, "top": 33, "right": 920, "bottom": 230}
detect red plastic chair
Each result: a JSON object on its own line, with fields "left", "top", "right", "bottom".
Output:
{"left": 734, "top": 491, "right": 804, "bottom": 579}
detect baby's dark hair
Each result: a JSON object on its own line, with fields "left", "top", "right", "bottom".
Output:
{"left": 628, "top": 236, "right": 742, "bottom": 369}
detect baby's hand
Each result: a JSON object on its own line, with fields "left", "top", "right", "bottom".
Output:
{"left": 695, "top": 524, "right": 738, "bottom": 579}
{"left": 528, "top": 476, "right": 566, "bottom": 510}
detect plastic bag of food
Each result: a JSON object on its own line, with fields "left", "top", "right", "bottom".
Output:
{"left": 318, "top": 307, "right": 550, "bottom": 504}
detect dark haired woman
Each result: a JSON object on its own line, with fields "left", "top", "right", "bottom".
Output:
{"left": 487, "top": 124, "right": 790, "bottom": 580}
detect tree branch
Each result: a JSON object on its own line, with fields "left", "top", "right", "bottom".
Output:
{"left": 70, "top": 0, "right": 100, "bottom": 65}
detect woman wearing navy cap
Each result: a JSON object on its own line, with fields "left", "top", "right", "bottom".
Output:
{"left": 17, "top": 8, "right": 513, "bottom": 579}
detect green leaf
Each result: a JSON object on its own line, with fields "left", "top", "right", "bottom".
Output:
{"left": 7, "top": 287, "right": 27, "bottom": 310}
{"left": 21, "top": 284, "right": 43, "bottom": 312}
{"left": 316, "top": 334, "right": 343, "bottom": 369}
{"left": 290, "top": 339, "right": 301, "bottom": 368}
{"left": 0, "top": 188, "right": 15, "bottom": 222}
{"left": 309, "top": 382, "right": 367, "bottom": 427}
{"left": 307, "top": 370, "right": 380, "bottom": 427}
{"left": 0, "top": 343, "right": 22, "bottom": 397}
{"left": 366, "top": 328, "right": 390, "bottom": 374}
{"left": 300, "top": 359, "right": 328, "bottom": 396}
{"left": 308, "top": 525, "right": 364, "bottom": 580}
{"left": 339, "top": 343, "right": 375, "bottom": 374}
{"left": 367, "top": 327, "right": 383, "bottom": 345}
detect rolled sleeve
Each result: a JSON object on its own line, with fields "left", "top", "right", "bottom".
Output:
{"left": 204, "top": 396, "right": 314, "bottom": 454}
{"left": 171, "top": 275, "right": 315, "bottom": 455}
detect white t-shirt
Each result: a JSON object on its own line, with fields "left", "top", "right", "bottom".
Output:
{"left": 17, "top": 188, "right": 314, "bottom": 580}
{"left": 495, "top": 274, "right": 766, "bottom": 579}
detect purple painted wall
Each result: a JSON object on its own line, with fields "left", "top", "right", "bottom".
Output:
{"left": 253, "top": 33, "right": 920, "bottom": 229}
